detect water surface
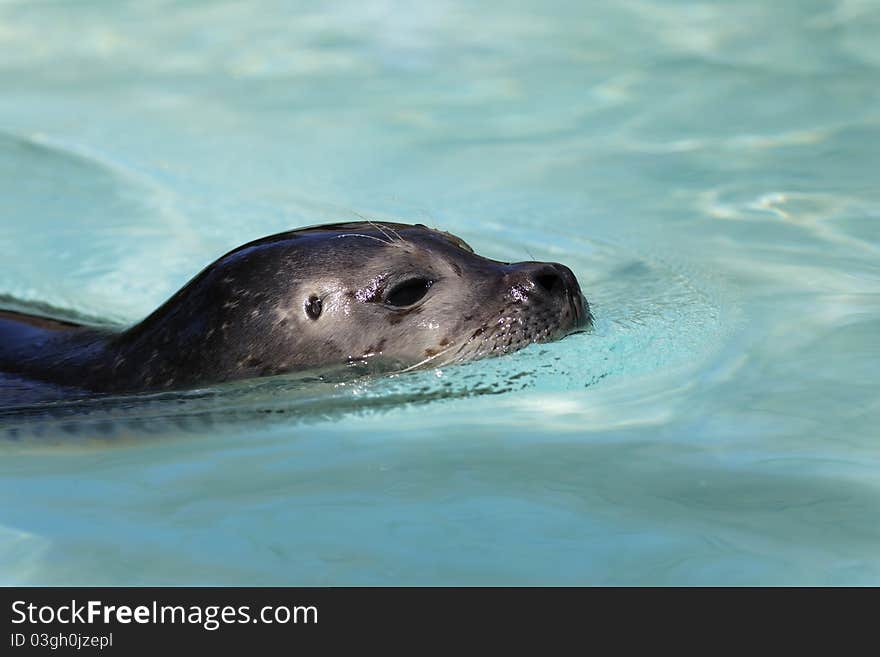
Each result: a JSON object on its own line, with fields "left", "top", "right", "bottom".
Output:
{"left": 0, "top": 0, "right": 878, "bottom": 585}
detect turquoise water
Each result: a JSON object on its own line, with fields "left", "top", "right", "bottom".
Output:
{"left": 1, "top": 0, "right": 879, "bottom": 585}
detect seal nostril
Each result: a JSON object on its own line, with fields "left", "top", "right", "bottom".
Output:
{"left": 535, "top": 272, "right": 562, "bottom": 294}
{"left": 305, "top": 295, "right": 322, "bottom": 320}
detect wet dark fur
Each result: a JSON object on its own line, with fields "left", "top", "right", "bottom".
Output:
{"left": 0, "top": 222, "right": 590, "bottom": 394}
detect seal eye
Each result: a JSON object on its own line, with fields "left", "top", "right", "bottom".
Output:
{"left": 385, "top": 278, "right": 433, "bottom": 307}
{"left": 305, "top": 295, "right": 322, "bottom": 320}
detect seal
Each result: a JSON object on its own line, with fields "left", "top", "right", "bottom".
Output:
{"left": 0, "top": 222, "right": 591, "bottom": 394}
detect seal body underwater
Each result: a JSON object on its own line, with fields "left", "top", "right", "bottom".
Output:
{"left": 0, "top": 222, "right": 591, "bottom": 394}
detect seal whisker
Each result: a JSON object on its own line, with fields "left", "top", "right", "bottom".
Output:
{"left": 377, "top": 222, "right": 405, "bottom": 243}
{"left": 369, "top": 221, "right": 397, "bottom": 244}
{"left": 348, "top": 210, "right": 399, "bottom": 244}
{"left": 362, "top": 218, "right": 394, "bottom": 243}
{"left": 348, "top": 209, "right": 373, "bottom": 224}
{"left": 395, "top": 342, "right": 460, "bottom": 373}
{"left": 333, "top": 233, "right": 393, "bottom": 246}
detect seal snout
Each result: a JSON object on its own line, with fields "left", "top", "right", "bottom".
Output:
{"left": 551, "top": 263, "right": 592, "bottom": 330}
{"left": 508, "top": 261, "right": 592, "bottom": 330}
